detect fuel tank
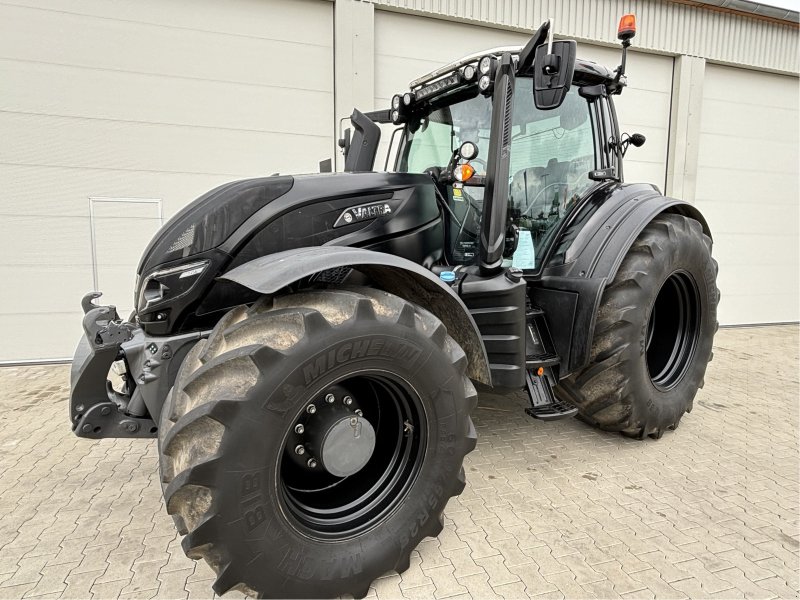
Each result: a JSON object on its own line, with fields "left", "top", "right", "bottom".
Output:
{"left": 135, "top": 172, "right": 443, "bottom": 335}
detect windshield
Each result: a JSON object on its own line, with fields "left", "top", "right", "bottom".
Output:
{"left": 398, "top": 80, "right": 595, "bottom": 270}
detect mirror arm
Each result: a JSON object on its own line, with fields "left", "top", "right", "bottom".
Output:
{"left": 517, "top": 20, "right": 551, "bottom": 75}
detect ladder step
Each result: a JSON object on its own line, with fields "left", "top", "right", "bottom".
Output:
{"left": 524, "top": 369, "right": 578, "bottom": 421}
{"left": 526, "top": 354, "right": 560, "bottom": 368}
{"left": 525, "top": 399, "right": 579, "bottom": 421}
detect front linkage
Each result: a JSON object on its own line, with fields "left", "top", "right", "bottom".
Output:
{"left": 70, "top": 292, "right": 204, "bottom": 439}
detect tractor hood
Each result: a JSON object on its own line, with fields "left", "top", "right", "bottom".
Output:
{"left": 137, "top": 172, "right": 436, "bottom": 276}
{"left": 134, "top": 171, "right": 442, "bottom": 334}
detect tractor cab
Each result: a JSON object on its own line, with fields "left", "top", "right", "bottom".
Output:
{"left": 342, "top": 19, "right": 642, "bottom": 277}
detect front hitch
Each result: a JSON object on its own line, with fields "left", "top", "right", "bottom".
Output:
{"left": 70, "top": 292, "right": 157, "bottom": 438}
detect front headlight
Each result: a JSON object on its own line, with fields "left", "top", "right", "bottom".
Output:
{"left": 137, "top": 260, "right": 209, "bottom": 312}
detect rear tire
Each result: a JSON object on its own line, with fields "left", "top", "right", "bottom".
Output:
{"left": 557, "top": 214, "right": 719, "bottom": 439}
{"left": 158, "top": 287, "right": 477, "bottom": 599}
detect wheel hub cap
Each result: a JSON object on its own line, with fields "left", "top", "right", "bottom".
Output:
{"left": 318, "top": 415, "right": 376, "bottom": 477}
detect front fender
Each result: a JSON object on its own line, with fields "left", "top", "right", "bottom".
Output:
{"left": 532, "top": 182, "right": 712, "bottom": 376}
{"left": 220, "top": 247, "right": 492, "bottom": 385}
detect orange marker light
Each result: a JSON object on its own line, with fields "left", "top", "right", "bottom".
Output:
{"left": 454, "top": 163, "right": 475, "bottom": 182}
{"left": 537, "top": 367, "right": 544, "bottom": 376}
{"left": 618, "top": 14, "right": 636, "bottom": 40}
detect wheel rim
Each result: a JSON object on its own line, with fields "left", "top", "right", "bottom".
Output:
{"left": 279, "top": 372, "right": 427, "bottom": 540}
{"left": 646, "top": 270, "right": 701, "bottom": 391}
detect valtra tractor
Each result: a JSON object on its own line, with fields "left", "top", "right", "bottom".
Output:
{"left": 69, "top": 15, "right": 719, "bottom": 599}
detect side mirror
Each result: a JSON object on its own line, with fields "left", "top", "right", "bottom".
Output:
{"left": 343, "top": 109, "right": 381, "bottom": 172}
{"left": 533, "top": 40, "right": 577, "bottom": 110}
{"left": 619, "top": 132, "right": 646, "bottom": 157}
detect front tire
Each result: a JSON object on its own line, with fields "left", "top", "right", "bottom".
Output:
{"left": 558, "top": 214, "right": 719, "bottom": 439}
{"left": 158, "top": 287, "right": 477, "bottom": 599}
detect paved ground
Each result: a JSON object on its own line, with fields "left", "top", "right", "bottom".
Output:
{"left": 0, "top": 325, "right": 797, "bottom": 600}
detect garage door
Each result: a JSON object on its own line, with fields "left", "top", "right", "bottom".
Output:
{"left": 373, "top": 11, "right": 673, "bottom": 188}
{"left": 0, "top": 0, "right": 333, "bottom": 361}
{"left": 695, "top": 64, "right": 799, "bottom": 325}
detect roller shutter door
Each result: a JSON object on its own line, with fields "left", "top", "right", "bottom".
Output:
{"left": 0, "top": 0, "right": 334, "bottom": 360}
{"left": 696, "top": 64, "right": 799, "bottom": 324}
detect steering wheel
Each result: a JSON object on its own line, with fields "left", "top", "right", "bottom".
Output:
{"left": 521, "top": 182, "right": 568, "bottom": 217}
{"left": 467, "top": 157, "right": 488, "bottom": 174}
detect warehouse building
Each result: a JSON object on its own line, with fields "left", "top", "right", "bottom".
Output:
{"left": 0, "top": 0, "right": 797, "bottom": 361}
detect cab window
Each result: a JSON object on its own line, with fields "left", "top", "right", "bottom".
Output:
{"left": 507, "top": 84, "right": 594, "bottom": 270}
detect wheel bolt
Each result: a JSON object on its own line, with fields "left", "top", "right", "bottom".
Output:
{"left": 343, "top": 396, "right": 353, "bottom": 406}
{"left": 294, "top": 444, "right": 305, "bottom": 455}
{"left": 355, "top": 409, "right": 363, "bottom": 416}
{"left": 306, "top": 404, "right": 316, "bottom": 414}
{"left": 307, "top": 458, "right": 317, "bottom": 468}
{"left": 325, "top": 393, "right": 335, "bottom": 404}
{"left": 294, "top": 424, "right": 305, "bottom": 434}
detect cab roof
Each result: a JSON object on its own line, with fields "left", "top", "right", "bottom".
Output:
{"left": 408, "top": 46, "right": 615, "bottom": 89}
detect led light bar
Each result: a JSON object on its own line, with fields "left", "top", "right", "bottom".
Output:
{"left": 415, "top": 73, "right": 462, "bottom": 101}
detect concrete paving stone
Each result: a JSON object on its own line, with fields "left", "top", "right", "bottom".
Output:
{"left": 372, "top": 573, "right": 403, "bottom": 599}
{"left": 636, "top": 550, "right": 695, "bottom": 584}
{"left": 89, "top": 577, "right": 129, "bottom": 599}
{"left": 507, "top": 564, "right": 559, "bottom": 597}
{"left": 60, "top": 568, "right": 106, "bottom": 599}
{"left": 456, "top": 572, "right": 500, "bottom": 599}
{"left": 416, "top": 539, "right": 452, "bottom": 571}
{"left": 398, "top": 554, "right": 433, "bottom": 591}
{"left": 156, "top": 566, "right": 194, "bottom": 600}
{"left": 457, "top": 531, "right": 501, "bottom": 561}
{"left": 486, "top": 538, "right": 535, "bottom": 569}
{"left": 0, "top": 327, "right": 797, "bottom": 599}
{"left": 590, "top": 560, "right": 646, "bottom": 595}
{"left": 122, "top": 559, "right": 169, "bottom": 595}
{"left": 473, "top": 554, "right": 520, "bottom": 587}
{"left": 0, "top": 582, "right": 40, "bottom": 598}
{"left": 755, "top": 575, "right": 799, "bottom": 598}
{"left": 492, "top": 580, "right": 527, "bottom": 599}
{"left": 712, "top": 549, "right": 780, "bottom": 582}
{"left": 440, "top": 547, "right": 486, "bottom": 579}
{"left": 93, "top": 549, "right": 141, "bottom": 585}
{"left": 542, "top": 571, "right": 597, "bottom": 599}
{"left": 515, "top": 546, "right": 567, "bottom": 577}
{"left": 423, "top": 565, "right": 468, "bottom": 599}
{"left": 579, "top": 578, "right": 621, "bottom": 599}
{"left": 0, "top": 555, "right": 47, "bottom": 588}
{"left": 629, "top": 569, "right": 688, "bottom": 599}
{"left": 715, "top": 566, "right": 785, "bottom": 599}
{"left": 22, "top": 561, "right": 80, "bottom": 597}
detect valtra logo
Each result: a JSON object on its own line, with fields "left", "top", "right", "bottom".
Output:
{"left": 334, "top": 201, "right": 393, "bottom": 228}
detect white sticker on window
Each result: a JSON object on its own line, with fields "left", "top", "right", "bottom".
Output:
{"left": 512, "top": 229, "right": 536, "bottom": 270}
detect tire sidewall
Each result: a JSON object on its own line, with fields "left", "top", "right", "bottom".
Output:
{"left": 207, "top": 318, "right": 466, "bottom": 597}
{"left": 628, "top": 224, "right": 717, "bottom": 428}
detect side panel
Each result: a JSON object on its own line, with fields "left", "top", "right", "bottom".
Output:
{"left": 221, "top": 247, "right": 492, "bottom": 385}
{"left": 532, "top": 183, "right": 711, "bottom": 376}
{"left": 459, "top": 273, "right": 527, "bottom": 388}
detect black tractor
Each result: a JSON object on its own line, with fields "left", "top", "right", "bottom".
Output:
{"left": 69, "top": 16, "right": 718, "bottom": 599}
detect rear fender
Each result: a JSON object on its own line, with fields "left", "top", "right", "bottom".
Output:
{"left": 220, "top": 247, "right": 492, "bottom": 385}
{"left": 532, "top": 183, "right": 712, "bottom": 376}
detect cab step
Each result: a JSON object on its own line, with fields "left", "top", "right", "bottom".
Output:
{"left": 524, "top": 368, "right": 578, "bottom": 421}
